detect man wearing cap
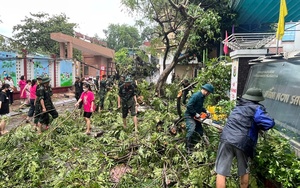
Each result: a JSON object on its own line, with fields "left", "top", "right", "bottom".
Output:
{"left": 35, "top": 76, "right": 43, "bottom": 91}
{"left": 215, "top": 88, "right": 275, "bottom": 188}
{"left": 118, "top": 76, "right": 138, "bottom": 132}
{"left": 184, "top": 83, "right": 214, "bottom": 153}
{"left": 34, "top": 77, "right": 58, "bottom": 133}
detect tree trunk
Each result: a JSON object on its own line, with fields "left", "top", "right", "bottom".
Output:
{"left": 155, "top": 61, "right": 176, "bottom": 96}
{"left": 155, "top": 21, "right": 194, "bottom": 96}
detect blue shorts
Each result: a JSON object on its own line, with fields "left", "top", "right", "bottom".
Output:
{"left": 215, "top": 142, "right": 250, "bottom": 176}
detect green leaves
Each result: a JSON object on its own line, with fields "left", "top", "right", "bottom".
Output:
{"left": 12, "top": 12, "right": 77, "bottom": 55}
{"left": 253, "top": 129, "right": 300, "bottom": 187}
{"left": 0, "top": 80, "right": 299, "bottom": 187}
{"left": 104, "top": 24, "right": 142, "bottom": 51}
{"left": 195, "top": 58, "right": 232, "bottom": 106}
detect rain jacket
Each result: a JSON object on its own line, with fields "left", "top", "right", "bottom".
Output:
{"left": 220, "top": 98, "right": 275, "bottom": 158}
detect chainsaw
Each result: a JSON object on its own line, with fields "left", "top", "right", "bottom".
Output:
{"left": 194, "top": 112, "right": 223, "bottom": 131}
{"left": 193, "top": 112, "right": 209, "bottom": 123}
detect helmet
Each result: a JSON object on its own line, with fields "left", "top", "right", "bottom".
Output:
{"left": 183, "top": 79, "right": 189, "bottom": 84}
{"left": 201, "top": 83, "right": 214, "bottom": 94}
{"left": 125, "top": 76, "right": 132, "bottom": 83}
{"left": 41, "top": 77, "right": 51, "bottom": 84}
{"left": 242, "top": 88, "right": 264, "bottom": 102}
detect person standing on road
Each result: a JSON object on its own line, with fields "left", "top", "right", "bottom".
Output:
{"left": 75, "top": 83, "right": 95, "bottom": 135}
{"left": 118, "top": 75, "right": 125, "bottom": 88}
{"left": 34, "top": 77, "right": 58, "bottom": 134}
{"left": 118, "top": 77, "right": 138, "bottom": 132}
{"left": 94, "top": 75, "right": 100, "bottom": 91}
{"left": 26, "top": 79, "right": 37, "bottom": 123}
{"left": 5, "top": 76, "right": 14, "bottom": 105}
{"left": 106, "top": 75, "right": 113, "bottom": 91}
{"left": 21, "top": 79, "right": 31, "bottom": 106}
{"left": 74, "top": 76, "right": 83, "bottom": 109}
{"left": 215, "top": 88, "right": 275, "bottom": 188}
{"left": 0, "top": 84, "right": 10, "bottom": 135}
{"left": 88, "top": 77, "right": 97, "bottom": 92}
{"left": 98, "top": 75, "right": 108, "bottom": 112}
{"left": 18, "top": 75, "right": 27, "bottom": 104}
{"left": 184, "top": 83, "right": 214, "bottom": 153}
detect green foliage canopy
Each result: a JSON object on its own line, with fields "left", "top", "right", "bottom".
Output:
{"left": 194, "top": 58, "right": 232, "bottom": 106}
{"left": 121, "top": 0, "right": 223, "bottom": 95}
{"left": 103, "top": 24, "right": 142, "bottom": 51}
{"left": 12, "top": 12, "right": 77, "bottom": 55}
{"left": 114, "top": 47, "right": 159, "bottom": 78}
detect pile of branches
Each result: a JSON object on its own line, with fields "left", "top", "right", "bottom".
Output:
{"left": 0, "top": 82, "right": 299, "bottom": 187}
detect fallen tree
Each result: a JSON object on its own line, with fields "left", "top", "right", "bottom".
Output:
{"left": 0, "top": 82, "right": 299, "bottom": 187}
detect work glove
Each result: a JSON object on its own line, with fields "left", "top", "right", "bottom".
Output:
{"left": 206, "top": 110, "right": 211, "bottom": 118}
{"left": 194, "top": 113, "right": 200, "bottom": 119}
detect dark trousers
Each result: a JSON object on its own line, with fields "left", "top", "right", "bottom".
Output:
{"left": 35, "top": 108, "right": 58, "bottom": 125}
{"left": 28, "top": 99, "right": 35, "bottom": 117}
{"left": 43, "top": 109, "right": 59, "bottom": 125}
{"left": 7, "top": 91, "right": 13, "bottom": 104}
{"left": 75, "top": 92, "right": 82, "bottom": 109}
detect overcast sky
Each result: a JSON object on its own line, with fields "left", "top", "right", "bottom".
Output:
{"left": 0, "top": 0, "right": 135, "bottom": 39}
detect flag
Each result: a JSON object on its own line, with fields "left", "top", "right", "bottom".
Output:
{"left": 276, "top": 0, "right": 288, "bottom": 40}
{"left": 223, "top": 30, "right": 229, "bottom": 55}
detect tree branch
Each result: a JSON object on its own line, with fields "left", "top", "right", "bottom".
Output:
{"left": 174, "top": 146, "right": 191, "bottom": 173}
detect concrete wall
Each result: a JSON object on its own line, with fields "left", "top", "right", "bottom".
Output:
{"left": 229, "top": 49, "right": 268, "bottom": 99}
{"left": 283, "top": 22, "right": 300, "bottom": 52}
{"left": 265, "top": 22, "right": 300, "bottom": 56}
{"left": 150, "top": 52, "right": 201, "bottom": 84}
{"left": 174, "top": 64, "right": 197, "bottom": 80}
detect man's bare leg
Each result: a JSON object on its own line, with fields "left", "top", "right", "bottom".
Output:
{"left": 240, "top": 173, "right": 249, "bottom": 188}
{"left": 85, "top": 117, "right": 91, "bottom": 134}
{"left": 216, "top": 174, "right": 226, "bottom": 188}
{"left": 133, "top": 116, "right": 138, "bottom": 132}
{"left": 37, "top": 122, "right": 42, "bottom": 134}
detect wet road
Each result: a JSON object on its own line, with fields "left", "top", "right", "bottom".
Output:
{"left": 7, "top": 93, "right": 77, "bottom": 131}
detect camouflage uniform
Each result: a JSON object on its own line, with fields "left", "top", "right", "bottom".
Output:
{"left": 119, "top": 83, "right": 137, "bottom": 118}
{"left": 118, "top": 76, "right": 125, "bottom": 88}
{"left": 34, "top": 84, "right": 58, "bottom": 125}
{"left": 106, "top": 76, "right": 113, "bottom": 91}
{"left": 118, "top": 80, "right": 124, "bottom": 88}
{"left": 98, "top": 79, "right": 108, "bottom": 109}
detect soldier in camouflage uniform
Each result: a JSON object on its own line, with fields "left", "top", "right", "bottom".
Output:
{"left": 106, "top": 75, "right": 113, "bottom": 91}
{"left": 118, "top": 75, "right": 125, "bottom": 88}
{"left": 98, "top": 75, "right": 108, "bottom": 112}
{"left": 74, "top": 76, "right": 83, "bottom": 109}
{"left": 34, "top": 77, "right": 58, "bottom": 134}
{"left": 118, "top": 77, "right": 138, "bottom": 132}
